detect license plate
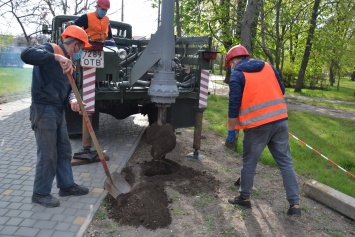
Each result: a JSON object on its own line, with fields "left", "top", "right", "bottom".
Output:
{"left": 80, "top": 50, "right": 104, "bottom": 68}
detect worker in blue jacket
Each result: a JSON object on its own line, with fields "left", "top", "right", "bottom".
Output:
{"left": 225, "top": 44, "right": 301, "bottom": 216}
{"left": 20, "top": 25, "right": 91, "bottom": 208}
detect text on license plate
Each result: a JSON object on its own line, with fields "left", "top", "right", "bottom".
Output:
{"left": 80, "top": 50, "right": 104, "bottom": 68}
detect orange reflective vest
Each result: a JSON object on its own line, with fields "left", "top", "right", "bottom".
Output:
{"left": 50, "top": 43, "right": 76, "bottom": 71}
{"left": 86, "top": 12, "right": 109, "bottom": 42}
{"left": 234, "top": 63, "right": 287, "bottom": 129}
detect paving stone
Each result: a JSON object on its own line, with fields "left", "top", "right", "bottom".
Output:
{"left": 4, "top": 209, "right": 21, "bottom": 217}
{"left": 0, "top": 216, "right": 10, "bottom": 225}
{"left": 14, "top": 227, "right": 39, "bottom": 237}
{"left": 50, "top": 214, "right": 66, "bottom": 222}
{"left": 33, "top": 220, "right": 57, "bottom": 230}
{"left": 7, "top": 202, "right": 22, "bottom": 209}
{"left": 31, "top": 212, "right": 53, "bottom": 221}
{"left": 45, "top": 206, "right": 65, "bottom": 214}
{"left": 52, "top": 230, "right": 75, "bottom": 237}
{"left": 0, "top": 202, "right": 10, "bottom": 210}
{"left": 55, "top": 222, "right": 71, "bottom": 231}
{"left": 18, "top": 204, "right": 33, "bottom": 211}
{"left": 6, "top": 217, "right": 24, "bottom": 226}
{"left": 36, "top": 229, "right": 55, "bottom": 237}
{"left": 9, "top": 195, "right": 25, "bottom": 202}
{"left": 20, "top": 219, "right": 36, "bottom": 228}
{"left": 18, "top": 211, "right": 33, "bottom": 219}
{"left": 0, "top": 226, "right": 18, "bottom": 235}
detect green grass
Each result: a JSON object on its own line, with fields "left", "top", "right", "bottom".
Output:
{"left": 204, "top": 95, "right": 355, "bottom": 197}
{"left": 192, "top": 193, "right": 214, "bottom": 208}
{"left": 285, "top": 78, "right": 355, "bottom": 102}
{"left": 0, "top": 68, "right": 32, "bottom": 95}
{"left": 287, "top": 98, "right": 355, "bottom": 112}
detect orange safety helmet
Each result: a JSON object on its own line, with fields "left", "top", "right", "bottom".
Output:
{"left": 225, "top": 44, "right": 250, "bottom": 67}
{"left": 97, "top": 0, "right": 110, "bottom": 10}
{"left": 61, "top": 25, "right": 91, "bottom": 48}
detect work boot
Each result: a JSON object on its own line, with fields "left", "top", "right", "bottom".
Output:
{"left": 228, "top": 196, "right": 251, "bottom": 208}
{"left": 32, "top": 193, "right": 60, "bottom": 208}
{"left": 287, "top": 205, "right": 301, "bottom": 216}
{"left": 59, "top": 183, "right": 89, "bottom": 197}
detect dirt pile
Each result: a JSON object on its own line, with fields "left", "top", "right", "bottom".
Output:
{"left": 105, "top": 158, "right": 219, "bottom": 230}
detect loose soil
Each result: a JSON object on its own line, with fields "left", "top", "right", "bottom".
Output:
{"left": 85, "top": 125, "right": 355, "bottom": 237}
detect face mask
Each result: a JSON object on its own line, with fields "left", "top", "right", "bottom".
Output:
{"left": 73, "top": 48, "right": 83, "bottom": 61}
{"left": 97, "top": 9, "right": 107, "bottom": 18}
{"left": 231, "top": 67, "right": 235, "bottom": 73}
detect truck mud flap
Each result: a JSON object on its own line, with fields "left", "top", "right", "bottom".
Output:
{"left": 65, "top": 106, "right": 100, "bottom": 137}
{"left": 169, "top": 98, "right": 197, "bottom": 128}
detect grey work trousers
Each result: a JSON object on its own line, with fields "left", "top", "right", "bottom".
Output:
{"left": 30, "top": 104, "right": 74, "bottom": 195}
{"left": 239, "top": 120, "right": 300, "bottom": 206}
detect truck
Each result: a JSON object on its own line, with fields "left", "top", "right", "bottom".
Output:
{"left": 41, "top": 0, "right": 217, "bottom": 159}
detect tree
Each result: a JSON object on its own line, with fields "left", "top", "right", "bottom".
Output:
{"left": 0, "top": 0, "right": 94, "bottom": 45}
{"left": 294, "top": 0, "right": 321, "bottom": 92}
{"left": 240, "top": 0, "right": 261, "bottom": 52}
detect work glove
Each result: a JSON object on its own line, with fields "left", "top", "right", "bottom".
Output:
{"left": 225, "top": 130, "right": 237, "bottom": 149}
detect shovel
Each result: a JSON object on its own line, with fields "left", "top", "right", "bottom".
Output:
{"left": 66, "top": 72, "right": 131, "bottom": 199}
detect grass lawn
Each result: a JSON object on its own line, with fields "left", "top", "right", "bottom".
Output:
{"left": 0, "top": 67, "right": 32, "bottom": 95}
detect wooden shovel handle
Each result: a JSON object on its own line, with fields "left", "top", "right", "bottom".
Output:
{"left": 66, "top": 73, "right": 111, "bottom": 175}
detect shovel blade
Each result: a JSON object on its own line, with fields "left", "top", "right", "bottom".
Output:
{"left": 104, "top": 172, "right": 131, "bottom": 199}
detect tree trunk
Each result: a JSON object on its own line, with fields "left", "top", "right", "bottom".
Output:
{"left": 294, "top": 0, "right": 321, "bottom": 92}
{"left": 175, "top": 0, "right": 182, "bottom": 37}
{"left": 275, "top": 0, "right": 282, "bottom": 71}
{"left": 351, "top": 71, "right": 355, "bottom": 81}
{"left": 241, "top": 0, "right": 261, "bottom": 52}
{"left": 329, "top": 61, "right": 335, "bottom": 86}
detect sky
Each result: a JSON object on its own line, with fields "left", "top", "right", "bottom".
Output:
{"left": 110, "top": 0, "right": 159, "bottom": 37}
{"left": 1, "top": 0, "right": 159, "bottom": 38}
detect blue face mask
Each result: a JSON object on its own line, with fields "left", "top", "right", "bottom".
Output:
{"left": 73, "top": 48, "right": 83, "bottom": 61}
{"left": 231, "top": 67, "right": 235, "bottom": 73}
{"left": 97, "top": 9, "right": 107, "bottom": 18}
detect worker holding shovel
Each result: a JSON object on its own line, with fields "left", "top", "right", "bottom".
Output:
{"left": 21, "top": 25, "right": 92, "bottom": 208}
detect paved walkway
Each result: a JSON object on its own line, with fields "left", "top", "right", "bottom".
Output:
{"left": 0, "top": 98, "right": 148, "bottom": 237}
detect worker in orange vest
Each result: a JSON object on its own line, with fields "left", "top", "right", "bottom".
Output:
{"left": 225, "top": 44, "right": 301, "bottom": 216}
{"left": 66, "top": 0, "right": 114, "bottom": 49}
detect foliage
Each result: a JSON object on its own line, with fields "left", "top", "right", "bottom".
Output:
{"left": 0, "top": 35, "right": 14, "bottom": 49}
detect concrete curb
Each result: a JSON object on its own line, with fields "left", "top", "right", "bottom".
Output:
{"left": 302, "top": 179, "right": 355, "bottom": 220}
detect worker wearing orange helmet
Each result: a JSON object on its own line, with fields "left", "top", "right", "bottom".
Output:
{"left": 67, "top": 0, "right": 114, "bottom": 45}
{"left": 225, "top": 44, "right": 301, "bottom": 216}
{"left": 20, "top": 25, "right": 91, "bottom": 208}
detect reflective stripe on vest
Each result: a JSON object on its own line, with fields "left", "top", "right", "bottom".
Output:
{"left": 86, "top": 12, "right": 109, "bottom": 42}
{"left": 235, "top": 62, "right": 287, "bottom": 129}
